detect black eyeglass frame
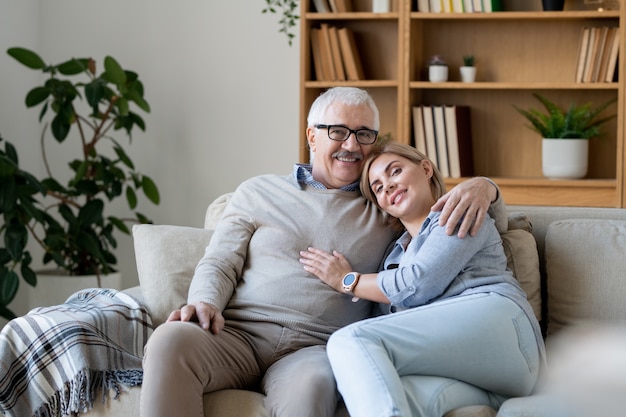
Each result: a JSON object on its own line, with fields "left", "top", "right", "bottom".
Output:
{"left": 315, "top": 124, "right": 379, "bottom": 145}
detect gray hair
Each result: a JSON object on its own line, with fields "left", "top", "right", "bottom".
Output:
{"left": 307, "top": 87, "right": 380, "bottom": 130}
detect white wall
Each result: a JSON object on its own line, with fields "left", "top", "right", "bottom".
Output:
{"left": 0, "top": 1, "right": 300, "bottom": 319}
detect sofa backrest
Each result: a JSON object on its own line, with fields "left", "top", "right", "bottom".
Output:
{"left": 510, "top": 205, "right": 626, "bottom": 338}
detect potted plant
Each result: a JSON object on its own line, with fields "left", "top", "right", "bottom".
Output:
{"left": 428, "top": 55, "right": 448, "bottom": 82}
{"left": 0, "top": 47, "right": 160, "bottom": 320}
{"left": 514, "top": 93, "right": 616, "bottom": 179}
{"left": 460, "top": 54, "right": 476, "bottom": 83}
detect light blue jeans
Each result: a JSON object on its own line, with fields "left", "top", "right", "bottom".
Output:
{"left": 327, "top": 293, "right": 541, "bottom": 417}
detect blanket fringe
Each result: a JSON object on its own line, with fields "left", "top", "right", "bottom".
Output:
{"left": 32, "top": 369, "right": 143, "bottom": 417}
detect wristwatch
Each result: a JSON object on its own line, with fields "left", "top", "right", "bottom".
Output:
{"left": 342, "top": 272, "right": 361, "bottom": 302}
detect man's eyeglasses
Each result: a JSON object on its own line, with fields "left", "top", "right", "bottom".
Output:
{"left": 315, "top": 124, "right": 378, "bottom": 145}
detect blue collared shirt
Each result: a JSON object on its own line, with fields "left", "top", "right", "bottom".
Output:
{"left": 293, "top": 163, "right": 360, "bottom": 192}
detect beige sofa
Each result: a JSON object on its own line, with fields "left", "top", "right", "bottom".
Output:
{"left": 85, "top": 196, "right": 626, "bottom": 417}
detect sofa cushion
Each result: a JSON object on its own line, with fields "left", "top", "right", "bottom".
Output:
{"left": 545, "top": 219, "right": 626, "bottom": 337}
{"left": 133, "top": 224, "right": 213, "bottom": 326}
{"left": 501, "top": 228, "right": 541, "bottom": 321}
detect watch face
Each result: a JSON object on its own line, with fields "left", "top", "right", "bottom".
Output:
{"left": 343, "top": 273, "right": 356, "bottom": 286}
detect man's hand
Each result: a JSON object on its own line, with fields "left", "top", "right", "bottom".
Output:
{"left": 167, "top": 301, "right": 225, "bottom": 334}
{"left": 431, "top": 177, "right": 497, "bottom": 238}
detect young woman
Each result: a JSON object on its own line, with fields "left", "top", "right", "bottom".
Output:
{"left": 299, "top": 142, "right": 546, "bottom": 417}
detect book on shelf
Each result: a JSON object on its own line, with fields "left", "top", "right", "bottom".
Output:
{"left": 312, "top": 0, "right": 331, "bottom": 13}
{"left": 443, "top": 105, "right": 474, "bottom": 178}
{"left": 337, "top": 27, "right": 365, "bottom": 81}
{"left": 471, "top": 0, "right": 483, "bottom": 12}
{"left": 581, "top": 26, "right": 598, "bottom": 83}
{"left": 590, "top": 26, "right": 609, "bottom": 83}
{"left": 575, "top": 25, "right": 620, "bottom": 84}
{"left": 575, "top": 27, "right": 591, "bottom": 83}
{"left": 327, "top": 0, "right": 339, "bottom": 13}
{"left": 596, "top": 27, "right": 615, "bottom": 83}
{"left": 451, "top": 0, "right": 464, "bottom": 12}
{"left": 319, "top": 24, "right": 337, "bottom": 81}
{"left": 335, "top": 0, "right": 352, "bottom": 12}
{"left": 432, "top": 105, "right": 451, "bottom": 177}
{"left": 412, "top": 106, "right": 428, "bottom": 156}
{"left": 417, "top": 0, "right": 431, "bottom": 11}
{"left": 442, "top": 0, "right": 453, "bottom": 13}
{"left": 429, "top": 0, "right": 443, "bottom": 13}
{"left": 412, "top": 105, "right": 474, "bottom": 178}
{"left": 421, "top": 106, "right": 439, "bottom": 165}
{"left": 310, "top": 28, "right": 326, "bottom": 81}
{"left": 328, "top": 26, "right": 346, "bottom": 81}
{"left": 462, "top": 0, "right": 474, "bottom": 12}
{"left": 482, "top": 0, "right": 502, "bottom": 12}
{"left": 604, "top": 27, "right": 620, "bottom": 82}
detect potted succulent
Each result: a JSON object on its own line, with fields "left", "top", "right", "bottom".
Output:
{"left": 0, "top": 47, "right": 160, "bottom": 320}
{"left": 514, "top": 93, "right": 616, "bottom": 179}
{"left": 460, "top": 54, "right": 476, "bottom": 83}
{"left": 428, "top": 55, "right": 448, "bottom": 82}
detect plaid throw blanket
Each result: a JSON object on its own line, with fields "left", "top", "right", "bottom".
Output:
{"left": 0, "top": 288, "right": 153, "bottom": 417}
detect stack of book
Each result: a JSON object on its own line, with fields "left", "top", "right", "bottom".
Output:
{"left": 312, "top": 0, "right": 352, "bottom": 13}
{"left": 575, "top": 26, "right": 620, "bottom": 83}
{"left": 412, "top": 105, "right": 474, "bottom": 178}
{"left": 310, "top": 24, "right": 365, "bottom": 81}
{"left": 416, "top": 0, "right": 502, "bottom": 13}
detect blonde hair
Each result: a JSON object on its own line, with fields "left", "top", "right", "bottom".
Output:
{"left": 360, "top": 142, "right": 446, "bottom": 228}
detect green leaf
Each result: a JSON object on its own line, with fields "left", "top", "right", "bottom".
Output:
{"left": 56, "top": 58, "right": 89, "bottom": 75}
{"left": 108, "top": 216, "right": 130, "bottom": 234}
{"left": 126, "top": 88, "right": 150, "bottom": 113}
{"left": 116, "top": 97, "right": 129, "bottom": 117}
{"left": 0, "top": 158, "right": 18, "bottom": 178}
{"left": 0, "top": 249, "right": 10, "bottom": 264}
{"left": 141, "top": 176, "right": 160, "bottom": 204}
{"left": 5, "top": 222, "right": 27, "bottom": 260}
{"left": 51, "top": 113, "right": 71, "bottom": 141}
{"left": 130, "top": 112, "right": 146, "bottom": 131}
{"left": 113, "top": 145, "right": 134, "bottom": 169}
{"left": 73, "top": 160, "right": 89, "bottom": 183}
{"left": 103, "top": 56, "right": 127, "bottom": 88}
{"left": 78, "top": 199, "right": 105, "bottom": 225}
{"left": 20, "top": 254, "right": 37, "bottom": 286}
{"left": 85, "top": 78, "right": 106, "bottom": 113}
{"left": 126, "top": 187, "right": 137, "bottom": 209}
{"left": 136, "top": 212, "right": 151, "bottom": 224}
{"left": 3, "top": 140, "right": 18, "bottom": 163}
{"left": 25, "top": 86, "right": 50, "bottom": 108}
{"left": 0, "top": 176, "right": 16, "bottom": 212}
{"left": 7, "top": 47, "right": 46, "bottom": 70}
{"left": 0, "top": 269, "right": 19, "bottom": 306}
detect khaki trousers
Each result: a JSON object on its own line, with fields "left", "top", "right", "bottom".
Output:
{"left": 140, "top": 320, "right": 337, "bottom": 417}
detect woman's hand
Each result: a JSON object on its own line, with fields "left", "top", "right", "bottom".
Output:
{"left": 299, "top": 247, "right": 352, "bottom": 292}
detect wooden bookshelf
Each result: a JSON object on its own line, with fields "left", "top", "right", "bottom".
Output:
{"left": 299, "top": 0, "right": 626, "bottom": 207}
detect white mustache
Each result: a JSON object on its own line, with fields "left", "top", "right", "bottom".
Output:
{"left": 332, "top": 151, "right": 363, "bottom": 160}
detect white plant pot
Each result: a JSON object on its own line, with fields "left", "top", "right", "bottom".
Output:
{"left": 372, "top": 0, "right": 390, "bottom": 12}
{"left": 429, "top": 65, "right": 448, "bottom": 82}
{"left": 542, "top": 138, "right": 589, "bottom": 179}
{"left": 26, "top": 270, "right": 122, "bottom": 310}
{"left": 460, "top": 66, "right": 477, "bottom": 83}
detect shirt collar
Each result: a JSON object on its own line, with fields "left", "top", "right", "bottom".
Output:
{"left": 293, "top": 164, "right": 360, "bottom": 192}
